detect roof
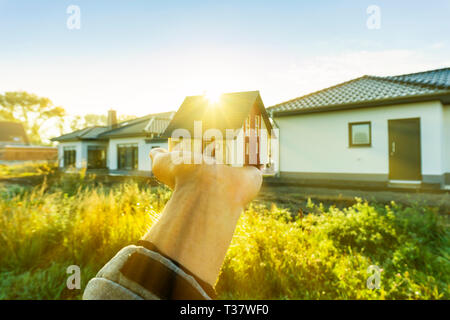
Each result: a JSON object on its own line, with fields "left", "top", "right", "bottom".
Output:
{"left": 383, "top": 67, "right": 450, "bottom": 88}
{"left": 162, "top": 91, "right": 272, "bottom": 138}
{"left": 51, "top": 111, "right": 175, "bottom": 142}
{"left": 268, "top": 67, "right": 450, "bottom": 116}
{"left": 51, "top": 126, "right": 110, "bottom": 142}
{"left": 99, "top": 111, "right": 174, "bottom": 138}
{"left": 0, "top": 121, "right": 30, "bottom": 145}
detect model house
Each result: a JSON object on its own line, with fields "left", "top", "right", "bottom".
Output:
{"left": 162, "top": 91, "right": 276, "bottom": 171}
{"left": 51, "top": 111, "right": 174, "bottom": 175}
{"left": 267, "top": 67, "right": 450, "bottom": 189}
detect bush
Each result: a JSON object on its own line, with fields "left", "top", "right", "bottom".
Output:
{"left": 0, "top": 162, "right": 58, "bottom": 178}
{"left": 0, "top": 174, "right": 448, "bottom": 300}
{"left": 216, "top": 200, "right": 449, "bottom": 299}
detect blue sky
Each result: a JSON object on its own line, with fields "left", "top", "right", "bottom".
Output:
{"left": 1, "top": 0, "right": 449, "bottom": 118}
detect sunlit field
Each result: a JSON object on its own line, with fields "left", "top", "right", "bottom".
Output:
{"left": 0, "top": 164, "right": 448, "bottom": 300}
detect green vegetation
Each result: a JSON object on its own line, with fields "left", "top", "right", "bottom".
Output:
{"left": 0, "top": 162, "right": 57, "bottom": 179}
{"left": 0, "top": 169, "right": 448, "bottom": 300}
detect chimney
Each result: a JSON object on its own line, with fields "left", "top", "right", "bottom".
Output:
{"left": 107, "top": 109, "right": 118, "bottom": 128}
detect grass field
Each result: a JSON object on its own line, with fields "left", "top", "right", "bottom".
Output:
{"left": 0, "top": 164, "right": 449, "bottom": 299}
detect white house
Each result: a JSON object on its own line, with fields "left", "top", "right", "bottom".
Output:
{"left": 52, "top": 67, "right": 449, "bottom": 190}
{"left": 51, "top": 111, "right": 174, "bottom": 175}
{"left": 267, "top": 67, "right": 450, "bottom": 190}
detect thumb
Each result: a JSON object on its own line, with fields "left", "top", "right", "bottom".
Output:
{"left": 149, "top": 148, "right": 176, "bottom": 189}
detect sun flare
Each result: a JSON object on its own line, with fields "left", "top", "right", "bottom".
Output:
{"left": 204, "top": 90, "right": 222, "bottom": 105}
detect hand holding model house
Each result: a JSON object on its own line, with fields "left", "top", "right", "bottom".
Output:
{"left": 83, "top": 148, "right": 262, "bottom": 300}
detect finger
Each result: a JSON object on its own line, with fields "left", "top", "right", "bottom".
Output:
{"left": 244, "top": 165, "right": 263, "bottom": 194}
{"left": 149, "top": 148, "right": 176, "bottom": 189}
{"left": 150, "top": 147, "right": 168, "bottom": 162}
{"left": 234, "top": 165, "right": 263, "bottom": 205}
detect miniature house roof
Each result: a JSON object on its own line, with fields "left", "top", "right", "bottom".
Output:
{"left": 162, "top": 91, "right": 272, "bottom": 138}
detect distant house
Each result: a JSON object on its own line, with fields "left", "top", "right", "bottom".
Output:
{"left": 268, "top": 67, "right": 450, "bottom": 190}
{"left": 0, "top": 121, "right": 57, "bottom": 164}
{"left": 0, "top": 121, "right": 29, "bottom": 146}
{"left": 51, "top": 111, "right": 174, "bottom": 175}
{"left": 162, "top": 91, "right": 277, "bottom": 172}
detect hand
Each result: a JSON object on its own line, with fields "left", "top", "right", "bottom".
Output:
{"left": 142, "top": 148, "right": 262, "bottom": 286}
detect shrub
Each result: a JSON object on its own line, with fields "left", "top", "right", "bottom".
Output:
{"left": 0, "top": 174, "right": 448, "bottom": 300}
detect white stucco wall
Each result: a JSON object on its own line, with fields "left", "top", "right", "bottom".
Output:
{"left": 274, "top": 100, "right": 445, "bottom": 178}
{"left": 444, "top": 105, "right": 450, "bottom": 174}
{"left": 57, "top": 141, "right": 108, "bottom": 169}
{"left": 108, "top": 137, "right": 168, "bottom": 172}
{"left": 57, "top": 141, "right": 83, "bottom": 168}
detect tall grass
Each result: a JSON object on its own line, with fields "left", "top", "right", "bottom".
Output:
{"left": 0, "top": 172, "right": 448, "bottom": 299}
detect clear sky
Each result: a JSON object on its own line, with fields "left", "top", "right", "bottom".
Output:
{"left": 1, "top": 0, "right": 449, "bottom": 118}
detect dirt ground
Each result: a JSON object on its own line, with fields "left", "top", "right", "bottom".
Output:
{"left": 256, "top": 182, "right": 450, "bottom": 214}
{"left": 2, "top": 174, "right": 449, "bottom": 214}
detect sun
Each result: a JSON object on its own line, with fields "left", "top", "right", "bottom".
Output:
{"left": 204, "top": 90, "right": 222, "bottom": 105}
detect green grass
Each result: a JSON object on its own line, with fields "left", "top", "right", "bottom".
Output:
{"left": 0, "top": 169, "right": 448, "bottom": 300}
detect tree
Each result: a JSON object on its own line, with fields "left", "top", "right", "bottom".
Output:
{"left": 84, "top": 114, "right": 107, "bottom": 127}
{"left": 0, "top": 91, "right": 66, "bottom": 144}
{"left": 66, "top": 113, "right": 136, "bottom": 132}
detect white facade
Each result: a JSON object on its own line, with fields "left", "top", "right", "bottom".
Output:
{"left": 274, "top": 100, "right": 448, "bottom": 187}
{"left": 107, "top": 137, "right": 168, "bottom": 172}
{"left": 57, "top": 137, "right": 167, "bottom": 174}
{"left": 57, "top": 141, "right": 83, "bottom": 168}
{"left": 57, "top": 141, "right": 108, "bottom": 169}
{"left": 443, "top": 105, "right": 450, "bottom": 176}
{"left": 167, "top": 121, "right": 275, "bottom": 171}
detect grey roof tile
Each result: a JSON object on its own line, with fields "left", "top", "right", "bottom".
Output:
{"left": 268, "top": 67, "right": 450, "bottom": 115}
{"left": 99, "top": 111, "right": 174, "bottom": 138}
{"left": 52, "top": 111, "right": 175, "bottom": 141}
{"left": 51, "top": 126, "right": 110, "bottom": 141}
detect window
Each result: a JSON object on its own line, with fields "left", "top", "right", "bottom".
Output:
{"left": 117, "top": 144, "right": 138, "bottom": 170}
{"left": 87, "top": 146, "right": 106, "bottom": 169}
{"left": 349, "top": 122, "right": 371, "bottom": 147}
{"left": 63, "top": 148, "right": 76, "bottom": 167}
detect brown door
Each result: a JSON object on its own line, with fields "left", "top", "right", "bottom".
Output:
{"left": 388, "top": 118, "right": 421, "bottom": 181}
{"left": 244, "top": 136, "right": 260, "bottom": 166}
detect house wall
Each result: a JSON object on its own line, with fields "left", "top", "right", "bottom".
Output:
{"left": 444, "top": 105, "right": 450, "bottom": 185}
{"left": 82, "top": 141, "right": 108, "bottom": 168}
{"left": 274, "top": 100, "right": 445, "bottom": 185}
{"left": 57, "top": 141, "right": 83, "bottom": 168}
{"left": 268, "top": 120, "right": 280, "bottom": 174}
{"left": 0, "top": 146, "right": 57, "bottom": 161}
{"left": 58, "top": 141, "right": 108, "bottom": 169}
{"left": 108, "top": 137, "right": 168, "bottom": 172}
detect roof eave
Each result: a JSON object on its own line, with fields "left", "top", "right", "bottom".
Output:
{"left": 51, "top": 138, "right": 81, "bottom": 142}
{"left": 104, "top": 132, "right": 163, "bottom": 139}
{"left": 271, "top": 91, "right": 450, "bottom": 117}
